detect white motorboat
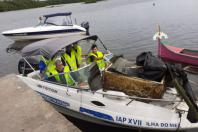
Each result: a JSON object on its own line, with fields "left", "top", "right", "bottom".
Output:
{"left": 13, "top": 35, "right": 198, "bottom": 131}
{"left": 2, "top": 12, "right": 89, "bottom": 41}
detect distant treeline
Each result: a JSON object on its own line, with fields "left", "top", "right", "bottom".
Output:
{"left": 0, "top": 0, "right": 103, "bottom": 12}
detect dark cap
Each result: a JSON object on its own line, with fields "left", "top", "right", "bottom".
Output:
{"left": 91, "top": 44, "right": 97, "bottom": 50}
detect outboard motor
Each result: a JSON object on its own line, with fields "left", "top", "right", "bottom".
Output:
{"left": 81, "top": 21, "right": 90, "bottom": 35}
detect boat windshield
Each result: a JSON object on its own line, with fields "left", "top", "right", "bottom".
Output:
{"left": 44, "top": 15, "right": 73, "bottom": 26}
{"left": 77, "top": 38, "right": 109, "bottom": 55}
{"left": 70, "top": 64, "right": 91, "bottom": 88}
{"left": 43, "top": 64, "right": 92, "bottom": 89}
{"left": 46, "top": 37, "right": 112, "bottom": 88}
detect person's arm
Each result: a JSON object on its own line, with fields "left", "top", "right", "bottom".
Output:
{"left": 89, "top": 54, "right": 104, "bottom": 61}
{"left": 89, "top": 55, "right": 95, "bottom": 62}
{"left": 94, "top": 56, "right": 104, "bottom": 60}
{"left": 94, "top": 53, "right": 104, "bottom": 61}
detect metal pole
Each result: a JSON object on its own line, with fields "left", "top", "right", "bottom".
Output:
{"left": 98, "top": 37, "right": 109, "bottom": 52}
{"left": 157, "top": 24, "right": 162, "bottom": 58}
{"left": 167, "top": 64, "right": 198, "bottom": 122}
{"left": 23, "top": 57, "right": 36, "bottom": 72}
{"left": 95, "top": 91, "right": 183, "bottom": 102}
{"left": 22, "top": 57, "right": 41, "bottom": 79}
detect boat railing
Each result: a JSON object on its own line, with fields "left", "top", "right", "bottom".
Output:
{"left": 93, "top": 90, "right": 184, "bottom": 103}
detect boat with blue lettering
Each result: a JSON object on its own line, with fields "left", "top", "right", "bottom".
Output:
{"left": 12, "top": 35, "right": 198, "bottom": 131}
{"left": 2, "top": 12, "right": 89, "bottom": 41}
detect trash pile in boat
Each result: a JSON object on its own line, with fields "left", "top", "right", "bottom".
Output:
{"left": 103, "top": 52, "right": 165, "bottom": 99}
{"left": 101, "top": 52, "right": 195, "bottom": 100}
{"left": 101, "top": 51, "right": 198, "bottom": 122}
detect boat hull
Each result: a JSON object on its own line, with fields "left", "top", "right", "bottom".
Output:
{"left": 17, "top": 74, "right": 198, "bottom": 131}
{"left": 49, "top": 98, "right": 181, "bottom": 132}
{"left": 158, "top": 42, "right": 198, "bottom": 67}
{"left": 3, "top": 31, "right": 86, "bottom": 41}
{"left": 51, "top": 101, "right": 139, "bottom": 130}
{"left": 2, "top": 25, "right": 86, "bottom": 41}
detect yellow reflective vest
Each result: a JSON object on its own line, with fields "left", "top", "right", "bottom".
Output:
{"left": 88, "top": 51, "right": 106, "bottom": 70}
{"left": 63, "top": 49, "right": 78, "bottom": 71}
{"left": 40, "top": 56, "right": 49, "bottom": 66}
{"left": 47, "top": 66, "right": 75, "bottom": 86}
{"left": 45, "top": 58, "right": 56, "bottom": 74}
{"left": 73, "top": 45, "right": 82, "bottom": 66}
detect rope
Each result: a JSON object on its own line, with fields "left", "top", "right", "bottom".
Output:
{"left": 175, "top": 112, "right": 182, "bottom": 132}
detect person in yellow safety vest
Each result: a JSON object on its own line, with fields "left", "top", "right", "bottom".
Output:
{"left": 42, "top": 56, "right": 57, "bottom": 76}
{"left": 88, "top": 44, "right": 106, "bottom": 71}
{"left": 73, "top": 43, "right": 82, "bottom": 68}
{"left": 63, "top": 45, "right": 78, "bottom": 71}
{"left": 45, "top": 59, "right": 75, "bottom": 86}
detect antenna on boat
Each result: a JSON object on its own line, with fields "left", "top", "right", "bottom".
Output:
{"left": 158, "top": 24, "right": 160, "bottom": 35}
{"left": 153, "top": 25, "right": 168, "bottom": 57}
{"left": 98, "top": 37, "right": 110, "bottom": 54}
{"left": 75, "top": 18, "right": 77, "bottom": 24}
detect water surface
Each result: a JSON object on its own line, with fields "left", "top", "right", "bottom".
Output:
{"left": 0, "top": 0, "right": 198, "bottom": 76}
{"left": 0, "top": 0, "right": 198, "bottom": 131}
